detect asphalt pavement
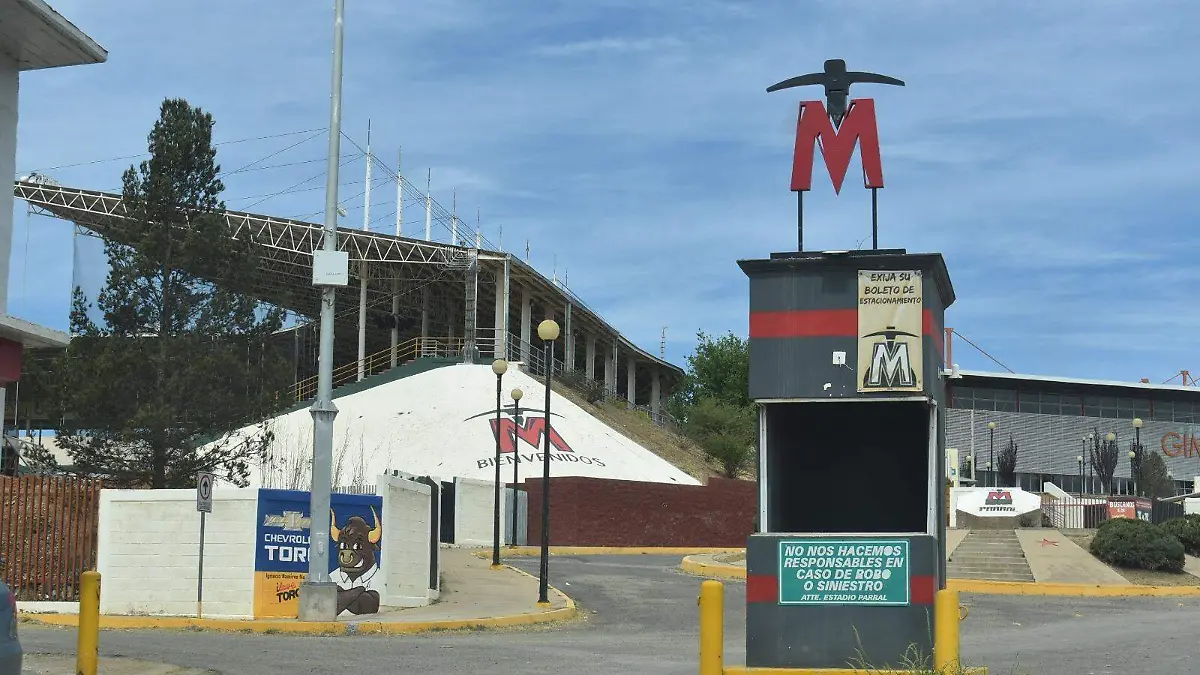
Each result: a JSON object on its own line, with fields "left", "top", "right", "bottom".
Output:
{"left": 18, "top": 555, "right": 1200, "bottom": 674}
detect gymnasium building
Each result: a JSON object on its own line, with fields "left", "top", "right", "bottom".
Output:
{"left": 946, "top": 370, "right": 1200, "bottom": 495}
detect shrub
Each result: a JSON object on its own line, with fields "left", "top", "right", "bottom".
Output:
{"left": 1090, "top": 517, "right": 1185, "bottom": 572}
{"left": 1160, "top": 514, "right": 1200, "bottom": 556}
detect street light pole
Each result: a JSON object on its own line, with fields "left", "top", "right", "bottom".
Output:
{"left": 299, "top": 0, "right": 346, "bottom": 622}
{"left": 510, "top": 387, "right": 523, "bottom": 547}
{"left": 491, "top": 359, "right": 508, "bottom": 569}
{"left": 1080, "top": 454, "right": 1089, "bottom": 497}
{"left": 987, "top": 421, "right": 996, "bottom": 488}
{"left": 536, "top": 319, "right": 560, "bottom": 606}
{"left": 1132, "top": 417, "right": 1144, "bottom": 496}
{"left": 1105, "top": 432, "right": 1116, "bottom": 494}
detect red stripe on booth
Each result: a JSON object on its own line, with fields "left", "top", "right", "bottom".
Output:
{"left": 910, "top": 575, "right": 936, "bottom": 605}
{"left": 746, "top": 574, "right": 778, "bottom": 604}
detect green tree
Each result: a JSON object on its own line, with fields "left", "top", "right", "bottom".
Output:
{"left": 1138, "top": 451, "right": 1175, "bottom": 499}
{"left": 52, "top": 98, "right": 289, "bottom": 488}
{"left": 1089, "top": 428, "right": 1120, "bottom": 495}
{"left": 683, "top": 397, "right": 756, "bottom": 478}
{"left": 997, "top": 435, "right": 1018, "bottom": 487}
{"left": 669, "top": 330, "right": 749, "bottom": 421}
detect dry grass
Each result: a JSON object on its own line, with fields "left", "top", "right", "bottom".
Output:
{"left": 548, "top": 380, "right": 746, "bottom": 482}
{"left": 1063, "top": 531, "right": 1200, "bottom": 587}
{"left": 715, "top": 551, "right": 746, "bottom": 564}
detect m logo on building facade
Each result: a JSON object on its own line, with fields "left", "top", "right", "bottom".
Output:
{"left": 857, "top": 270, "right": 923, "bottom": 393}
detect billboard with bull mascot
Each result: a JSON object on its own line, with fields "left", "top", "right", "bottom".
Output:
{"left": 253, "top": 488, "right": 384, "bottom": 619}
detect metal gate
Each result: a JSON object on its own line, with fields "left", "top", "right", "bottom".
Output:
{"left": 414, "top": 475, "right": 440, "bottom": 592}
{"left": 504, "top": 487, "right": 528, "bottom": 546}
{"left": 439, "top": 480, "right": 456, "bottom": 545}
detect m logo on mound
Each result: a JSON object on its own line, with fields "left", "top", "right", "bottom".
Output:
{"left": 981, "top": 489, "right": 1016, "bottom": 513}
{"left": 491, "top": 416, "right": 573, "bottom": 454}
{"left": 465, "top": 405, "right": 606, "bottom": 471}
{"left": 985, "top": 490, "right": 1012, "bottom": 505}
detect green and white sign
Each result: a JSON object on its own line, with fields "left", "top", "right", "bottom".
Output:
{"left": 777, "top": 539, "right": 910, "bottom": 606}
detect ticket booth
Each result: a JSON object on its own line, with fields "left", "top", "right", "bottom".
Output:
{"left": 740, "top": 248, "right": 955, "bottom": 670}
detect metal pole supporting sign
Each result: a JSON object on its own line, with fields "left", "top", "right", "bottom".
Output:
{"left": 196, "top": 472, "right": 214, "bottom": 618}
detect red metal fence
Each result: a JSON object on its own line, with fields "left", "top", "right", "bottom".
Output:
{"left": 0, "top": 475, "right": 102, "bottom": 601}
{"left": 1041, "top": 493, "right": 1185, "bottom": 529}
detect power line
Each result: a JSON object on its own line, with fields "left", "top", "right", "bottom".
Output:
{"left": 950, "top": 329, "right": 1014, "bottom": 374}
{"left": 18, "top": 127, "right": 328, "bottom": 175}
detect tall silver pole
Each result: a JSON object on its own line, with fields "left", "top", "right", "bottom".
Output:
{"left": 299, "top": 0, "right": 345, "bottom": 622}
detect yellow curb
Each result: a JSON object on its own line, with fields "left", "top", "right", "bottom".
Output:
{"left": 680, "top": 557, "right": 1200, "bottom": 598}
{"left": 486, "top": 546, "right": 744, "bottom": 557}
{"left": 720, "top": 662, "right": 984, "bottom": 667}
{"left": 946, "top": 578, "right": 1200, "bottom": 598}
{"left": 681, "top": 555, "right": 746, "bottom": 580}
{"left": 21, "top": 564, "right": 576, "bottom": 635}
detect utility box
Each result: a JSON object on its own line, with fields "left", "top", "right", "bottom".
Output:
{"left": 739, "top": 248, "right": 955, "bottom": 670}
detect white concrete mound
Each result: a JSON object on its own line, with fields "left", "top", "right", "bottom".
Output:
{"left": 212, "top": 363, "right": 700, "bottom": 487}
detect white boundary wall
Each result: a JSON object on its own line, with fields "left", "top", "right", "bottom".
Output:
{"left": 97, "top": 488, "right": 258, "bottom": 618}
{"left": 454, "top": 477, "right": 502, "bottom": 547}
{"left": 379, "top": 475, "right": 436, "bottom": 606}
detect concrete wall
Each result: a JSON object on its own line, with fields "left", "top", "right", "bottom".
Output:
{"left": 378, "top": 475, "right": 435, "bottom": 606}
{"left": 526, "top": 476, "right": 755, "bottom": 547}
{"left": 97, "top": 488, "right": 257, "bottom": 618}
{"left": 454, "top": 476, "right": 502, "bottom": 547}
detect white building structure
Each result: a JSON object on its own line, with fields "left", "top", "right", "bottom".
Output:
{"left": 0, "top": 1, "right": 107, "bottom": 443}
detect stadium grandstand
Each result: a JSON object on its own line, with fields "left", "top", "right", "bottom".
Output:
{"left": 6, "top": 148, "right": 682, "bottom": 436}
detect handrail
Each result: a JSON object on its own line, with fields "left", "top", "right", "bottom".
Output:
{"left": 288, "top": 336, "right": 470, "bottom": 402}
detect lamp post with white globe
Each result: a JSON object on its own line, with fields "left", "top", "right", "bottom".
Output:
{"left": 491, "top": 358, "right": 508, "bottom": 569}
{"left": 535, "top": 319, "right": 560, "bottom": 605}
{"left": 510, "top": 387, "right": 524, "bottom": 546}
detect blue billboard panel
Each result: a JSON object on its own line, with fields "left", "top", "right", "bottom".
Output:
{"left": 252, "top": 488, "right": 383, "bottom": 618}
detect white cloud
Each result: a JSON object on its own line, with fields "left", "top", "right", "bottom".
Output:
{"left": 11, "top": 0, "right": 1200, "bottom": 382}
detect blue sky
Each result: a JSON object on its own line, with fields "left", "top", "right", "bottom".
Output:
{"left": 9, "top": 0, "right": 1200, "bottom": 383}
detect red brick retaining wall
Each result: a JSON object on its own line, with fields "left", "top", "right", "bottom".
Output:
{"left": 524, "top": 476, "right": 756, "bottom": 547}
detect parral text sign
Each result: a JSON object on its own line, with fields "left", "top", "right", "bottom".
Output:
{"left": 777, "top": 538, "right": 910, "bottom": 606}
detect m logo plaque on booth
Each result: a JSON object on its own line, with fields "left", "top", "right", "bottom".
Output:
{"left": 857, "top": 270, "right": 923, "bottom": 392}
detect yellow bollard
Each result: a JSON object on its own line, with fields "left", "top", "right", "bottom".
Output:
{"left": 698, "top": 579, "right": 724, "bottom": 675}
{"left": 933, "top": 588, "right": 961, "bottom": 672}
{"left": 77, "top": 570, "right": 101, "bottom": 675}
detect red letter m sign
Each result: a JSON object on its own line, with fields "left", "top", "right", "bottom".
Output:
{"left": 490, "top": 417, "right": 573, "bottom": 454}
{"left": 791, "top": 99, "right": 884, "bottom": 194}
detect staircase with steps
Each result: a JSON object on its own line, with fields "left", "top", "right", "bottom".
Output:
{"left": 947, "top": 530, "right": 1035, "bottom": 582}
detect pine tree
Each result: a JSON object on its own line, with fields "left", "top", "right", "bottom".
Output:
{"left": 53, "top": 98, "right": 290, "bottom": 488}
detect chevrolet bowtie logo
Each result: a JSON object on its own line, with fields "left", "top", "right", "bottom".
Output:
{"left": 263, "top": 510, "right": 310, "bottom": 531}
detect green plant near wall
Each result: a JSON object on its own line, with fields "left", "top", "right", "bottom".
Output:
{"left": 1090, "top": 517, "right": 1185, "bottom": 572}
{"left": 1160, "top": 514, "right": 1200, "bottom": 556}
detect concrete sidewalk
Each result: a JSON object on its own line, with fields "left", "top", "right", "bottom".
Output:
{"left": 23, "top": 548, "right": 574, "bottom": 635}
{"left": 1014, "top": 529, "right": 1128, "bottom": 585}
{"left": 1186, "top": 555, "right": 1200, "bottom": 580}
{"left": 22, "top": 654, "right": 214, "bottom": 675}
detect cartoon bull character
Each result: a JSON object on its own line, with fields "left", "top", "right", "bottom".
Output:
{"left": 330, "top": 506, "right": 382, "bottom": 615}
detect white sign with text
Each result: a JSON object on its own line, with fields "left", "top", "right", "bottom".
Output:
{"left": 955, "top": 487, "right": 1041, "bottom": 518}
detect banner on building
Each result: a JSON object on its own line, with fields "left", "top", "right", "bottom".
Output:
{"left": 253, "top": 488, "right": 384, "bottom": 619}
{"left": 857, "top": 270, "right": 923, "bottom": 393}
